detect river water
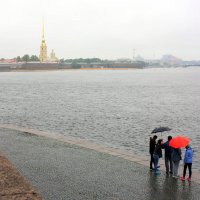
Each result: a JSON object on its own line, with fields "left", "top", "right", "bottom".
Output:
{"left": 0, "top": 68, "right": 200, "bottom": 170}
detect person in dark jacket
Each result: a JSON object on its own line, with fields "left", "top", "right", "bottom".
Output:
{"left": 162, "top": 136, "right": 173, "bottom": 174}
{"left": 171, "top": 148, "right": 182, "bottom": 178}
{"left": 149, "top": 135, "right": 157, "bottom": 170}
{"left": 180, "top": 145, "right": 193, "bottom": 181}
{"left": 153, "top": 139, "right": 163, "bottom": 174}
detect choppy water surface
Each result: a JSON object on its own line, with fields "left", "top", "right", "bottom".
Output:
{"left": 0, "top": 68, "right": 200, "bottom": 170}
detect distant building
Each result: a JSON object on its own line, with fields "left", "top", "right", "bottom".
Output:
{"left": 39, "top": 18, "right": 58, "bottom": 63}
{"left": 116, "top": 58, "right": 132, "bottom": 63}
{"left": 135, "top": 55, "right": 145, "bottom": 62}
{"left": 161, "top": 54, "right": 182, "bottom": 66}
{"left": 0, "top": 58, "right": 16, "bottom": 63}
{"left": 50, "top": 49, "right": 58, "bottom": 62}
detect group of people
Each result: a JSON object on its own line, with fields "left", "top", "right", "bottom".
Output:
{"left": 149, "top": 135, "right": 193, "bottom": 181}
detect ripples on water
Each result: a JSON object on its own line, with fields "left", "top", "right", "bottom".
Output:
{"left": 0, "top": 68, "right": 200, "bottom": 170}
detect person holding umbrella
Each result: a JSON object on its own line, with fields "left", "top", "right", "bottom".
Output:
{"left": 162, "top": 136, "right": 173, "bottom": 174}
{"left": 150, "top": 126, "right": 171, "bottom": 170}
{"left": 153, "top": 139, "right": 163, "bottom": 174}
{"left": 169, "top": 136, "right": 190, "bottom": 178}
{"left": 171, "top": 147, "right": 182, "bottom": 178}
{"left": 180, "top": 145, "right": 193, "bottom": 181}
{"left": 149, "top": 135, "right": 157, "bottom": 170}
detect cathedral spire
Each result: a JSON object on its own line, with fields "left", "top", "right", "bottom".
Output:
{"left": 40, "top": 17, "right": 47, "bottom": 62}
{"left": 42, "top": 16, "right": 45, "bottom": 41}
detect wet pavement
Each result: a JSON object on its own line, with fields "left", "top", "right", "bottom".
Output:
{"left": 0, "top": 128, "right": 200, "bottom": 200}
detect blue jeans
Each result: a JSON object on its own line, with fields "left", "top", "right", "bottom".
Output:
{"left": 153, "top": 154, "right": 159, "bottom": 173}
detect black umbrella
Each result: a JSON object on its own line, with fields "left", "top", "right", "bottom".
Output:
{"left": 151, "top": 127, "right": 171, "bottom": 135}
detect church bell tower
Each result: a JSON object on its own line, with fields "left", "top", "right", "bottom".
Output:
{"left": 39, "top": 17, "right": 48, "bottom": 62}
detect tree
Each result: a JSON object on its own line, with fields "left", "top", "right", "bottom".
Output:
{"left": 59, "top": 58, "right": 65, "bottom": 64}
{"left": 22, "top": 54, "right": 30, "bottom": 63}
{"left": 30, "top": 55, "right": 39, "bottom": 61}
{"left": 71, "top": 61, "right": 81, "bottom": 69}
{"left": 16, "top": 56, "right": 21, "bottom": 62}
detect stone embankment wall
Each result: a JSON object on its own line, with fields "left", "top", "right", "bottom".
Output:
{"left": 0, "top": 62, "right": 145, "bottom": 71}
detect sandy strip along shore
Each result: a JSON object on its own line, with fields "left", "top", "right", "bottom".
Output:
{"left": 0, "top": 152, "right": 43, "bottom": 200}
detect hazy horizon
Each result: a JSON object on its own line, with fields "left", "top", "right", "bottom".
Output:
{"left": 1, "top": 0, "right": 200, "bottom": 60}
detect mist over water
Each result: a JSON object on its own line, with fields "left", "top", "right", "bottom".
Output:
{"left": 0, "top": 68, "right": 200, "bottom": 170}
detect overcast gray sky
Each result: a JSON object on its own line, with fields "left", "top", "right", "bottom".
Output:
{"left": 0, "top": 0, "right": 200, "bottom": 60}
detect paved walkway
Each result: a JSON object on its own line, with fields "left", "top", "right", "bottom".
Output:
{"left": 0, "top": 128, "right": 200, "bottom": 200}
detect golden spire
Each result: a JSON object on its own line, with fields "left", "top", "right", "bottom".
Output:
{"left": 40, "top": 17, "right": 48, "bottom": 62}
{"left": 42, "top": 16, "right": 45, "bottom": 41}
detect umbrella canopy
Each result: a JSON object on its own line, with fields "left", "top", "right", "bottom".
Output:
{"left": 169, "top": 136, "right": 190, "bottom": 148}
{"left": 151, "top": 127, "right": 171, "bottom": 134}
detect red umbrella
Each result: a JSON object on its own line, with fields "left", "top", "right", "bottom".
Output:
{"left": 169, "top": 136, "right": 190, "bottom": 148}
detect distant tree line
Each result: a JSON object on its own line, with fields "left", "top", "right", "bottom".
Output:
{"left": 13, "top": 55, "right": 112, "bottom": 66}
{"left": 15, "top": 56, "right": 107, "bottom": 64}
{"left": 16, "top": 55, "right": 40, "bottom": 62}
{"left": 56, "top": 58, "right": 109, "bottom": 69}
{"left": 64, "top": 58, "right": 109, "bottom": 64}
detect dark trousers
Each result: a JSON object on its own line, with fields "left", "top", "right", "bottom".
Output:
{"left": 150, "top": 153, "right": 154, "bottom": 169}
{"left": 183, "top": 163, "right": 192, "bottom": 178}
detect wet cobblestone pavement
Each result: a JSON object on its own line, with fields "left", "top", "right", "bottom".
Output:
{"left": 0, "top": 128, "right": 200, "bottom": 200}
